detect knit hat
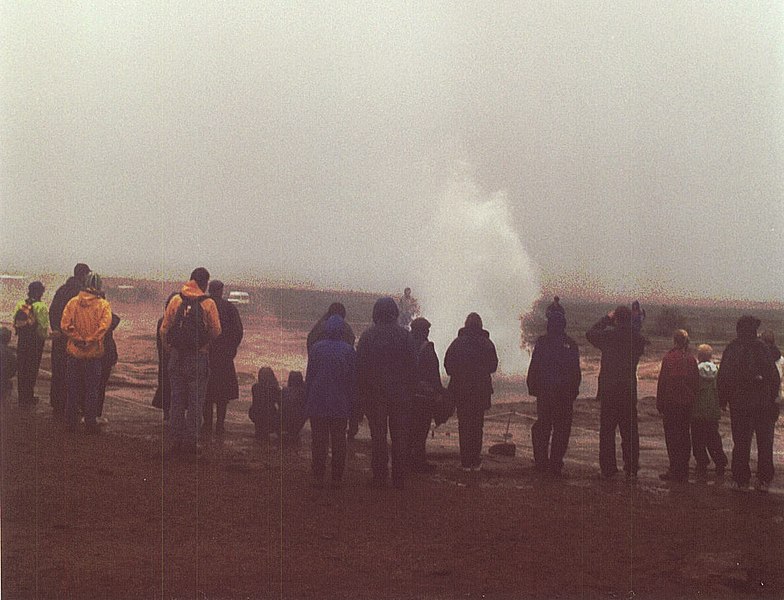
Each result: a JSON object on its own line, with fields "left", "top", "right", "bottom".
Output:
{"left": 85, "top": 272, "right": 102, "bottom": 292}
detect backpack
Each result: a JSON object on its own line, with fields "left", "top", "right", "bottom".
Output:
{"left": 166, "top": 294, "right": 209, "bottom": 352}
{"left": 13, "top": 300, "right": 37, "bottom": 335}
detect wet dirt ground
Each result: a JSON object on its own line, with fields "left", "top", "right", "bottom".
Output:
{"left": 2, "top": 298, "right": 783, "bottom": 599}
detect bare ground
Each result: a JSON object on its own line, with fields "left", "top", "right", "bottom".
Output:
{"left": 2, "top": 298, "right": 784, "bottom": 599}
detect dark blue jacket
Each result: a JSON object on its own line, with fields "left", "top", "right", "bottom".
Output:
{"left": 305, "top": 315, "right": 358, "bottom": 419}
{"left": 527, "top": 317, "right": 581, "bottom": 400}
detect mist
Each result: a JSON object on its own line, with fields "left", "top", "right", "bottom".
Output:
{"left": 2, "top": 2, "right": 783, "bottom": 307}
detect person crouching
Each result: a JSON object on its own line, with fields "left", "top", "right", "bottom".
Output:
{"left": 305, "top": 315, "right": 357, "bottom": 489}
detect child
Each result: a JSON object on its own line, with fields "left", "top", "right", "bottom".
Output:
{"left": 249, "top": 367, "right": 280, "bottom": 442}
{"left": 280, "top": 371, "right": 306, "bottom": 443}
{"left": 691, "top": 344, "right": 728, "bottom": 475}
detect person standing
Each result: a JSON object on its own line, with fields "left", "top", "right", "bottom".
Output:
{"left": 13, "top": 281, "right": 50, "bottom": 407}
{"left": 526, "top": 310, "right": 581, "bottom": 476}
{"left": 444, "top": 313, "right": 499, "bottom": 472}
{"left": 717, "top": 316, "right": 781, "bottom": 492}
{"left": 49, "top": 263, "right": 90, "bottom": 417}
{"left": 306, "top": 302, "right": 359, "bottom": 438}
{"left": 357, "top": 297, "right": 417, "bottom": 489}
{"left": 691, "top": 344, "right": 728, "bottom": 475}
{"left": 305, "top": 315, "right": 357, "bottom": 488}
{"left": 203, "top": 280, "right": 244, "bottom": 436}
{"left": 631, "top": 300, "right": 646, "bottom": 333}
{"left": 60, "top": 273, "right": 111, "bottom": 433}
{"left": 586, "top": 306, "right": 646, "bottom": 479}
{"left": 407, "top": 317, "right": 446, "bottom": 473}
{"left": 397, "top": 287, "right": 420, "bottom": 331}
{"left": 96, "top": 312, "right": 121, "bottom": 419}
{"left": 0, "top": 327, "right": 17, "bottom": 402}
{"left": 656, "top": 329, "right": 700, "bottom": 482}
{"left": 159, "top": 268, "right": 221, "bottom": 455}
{"left": 152, "top": 292, "right": 177, "bottom": 420}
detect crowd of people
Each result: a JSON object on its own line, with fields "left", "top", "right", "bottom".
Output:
{"left": 1, "top": 267, "right": 781, "bottom": 494}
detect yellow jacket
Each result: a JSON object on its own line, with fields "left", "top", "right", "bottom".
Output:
{"left": 160, "top": 280, "right": 221, "bottom": 353}
{"left": 61, "top": 291, "right": 113, "bottom": 359}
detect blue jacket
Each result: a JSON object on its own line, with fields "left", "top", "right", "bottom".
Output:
{"left": 305, "top": 315, "right": 358, "bottom": 418}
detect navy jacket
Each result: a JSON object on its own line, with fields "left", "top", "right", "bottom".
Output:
{"left": 527, "top": 322, "right": 581, "bottom": 400}
{"left": 305, "top": 315, "right": 358, "bottom": 419}
{"left": 444, "top": 326, "right": 498, "bottom": 409}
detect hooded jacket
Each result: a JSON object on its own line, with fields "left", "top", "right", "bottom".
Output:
{"left": 305, "top": 315, "right": 358, "bottom": 419}
{"left": 444, "top": 326, "right": 499, "bottom": 409}
{"left": 526, "top": 317, "right": 581, "bottom": 400}
{"left": 656, "top": 347, "right": 699, "bottom": 412}
{"left": 60, "top": 291, "right": 113, "bottom": 359}
{"left": 159, "top": 280, "right": 221, "bottom": 353}
{"left": 356, "top": 297, "right": 417, "bottom": 407}
{"left": 692, "top": 361, "right": 721, "bottom": 421}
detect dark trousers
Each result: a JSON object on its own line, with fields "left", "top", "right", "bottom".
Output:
{"left": 599, "top": 398, "right": 639, "bottom": 476}
{"left": 662, "top": 404, "right": 692, "bottom": 476}
{"left": 407, "top": 395, "right": 433, "bottom": 466}
{"left": 691, "top": 419, "right": 727, "bottom": 470}
{"left": 50, "top": 336, "right": 69, "bottom": 414}
{"left": 17, "top": 333, "right": 44, "bottom": 404}
{"left": 96, "top": 361, "right": 114, "bottom": 417}
{"left": 531, "top": 395, "right": 574, "bottom": 473}
{"left": 66, "top": 356, "right": 102, "bottom": 427}
{"left": 456, "top": 401, "right": 485, "bottom": 468}
{"left": 203, "top": 399, "right": 228, "bottom": 432}
{"left": 310, "top": 417, "right": 348, "bottom": 481}
{"left": 368, "top": 401, "right": 406, "bottom": 484}
{"left": 730, "top": 406, "right": 775, "bottom": 485}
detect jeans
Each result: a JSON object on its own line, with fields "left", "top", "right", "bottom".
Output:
{"left": 66, "top": 356, "right": 102, "bottom": 427}
{"left": 168, "top": 350, "right": 208, "bottom": 451}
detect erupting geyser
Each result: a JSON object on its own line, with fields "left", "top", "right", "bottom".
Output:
{"left": 412, "top": 171, "right": 540, "bottom": 375}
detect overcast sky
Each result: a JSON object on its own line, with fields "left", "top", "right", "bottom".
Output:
{"left": 2, "top": 2, "right": 783, "bottom": 303}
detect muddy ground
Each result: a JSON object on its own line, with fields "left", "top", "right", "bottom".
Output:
{"left": 2, "top": 294, "right": 783, "bottom": 599}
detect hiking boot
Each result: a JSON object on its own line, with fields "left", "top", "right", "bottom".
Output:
{"left": 410, "top": 462, "right": 436, "bottom": 474}
{"left": 730, "top": 480, "right": 750, "bottom": 492}
{"left": 84, "top": 422, "right": 101, "bottom": 435}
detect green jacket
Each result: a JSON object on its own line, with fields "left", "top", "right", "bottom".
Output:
{"left": 14, "top": 299, "right": 50, "bottom": 341}
{"left": 692, "top": 361, "right": 721, "bottom": 421}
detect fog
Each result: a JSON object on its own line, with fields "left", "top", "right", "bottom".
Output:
{"left": 2, "top": 3, "right": 783, "bottom": 309}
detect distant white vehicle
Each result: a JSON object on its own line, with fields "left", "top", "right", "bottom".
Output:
{"left": 227, "top": 291, "right": 250, "bottom": 305}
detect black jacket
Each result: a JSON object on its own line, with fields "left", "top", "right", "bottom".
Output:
{"left": 444, "top": 327, "right": 498, "bottom": 409}
{"left": 207, "top": 297, "right": 244, "bottom": 402}
{"left": 717, "top": 336, "right": 780, "bottom": 411}
{"left": 49, "top": 277, "right": 82, "bottom": 333}
{"left": 356, "top": 298, "right": 417, "bottom": 407}
{"left": 585, "top": 316, "right": 645, "bottom": 402}
{"left": 527, "top": 332, "right": 581, "bottom": 400}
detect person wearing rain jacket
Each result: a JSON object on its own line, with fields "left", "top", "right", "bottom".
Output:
{"left": 691, "top": 344, "right": 728, "bottom": 475}
{"left": 305, "top": 314, "right": 357, "bottom": 488}
{"left": 49, "top": 263, "right": 90, "bottom": 417}
{"left": 13, "top": 281, "right": 50, "bottom": 406}
{"left": 159, "top": 268, "right": 221, "bottom": 454}
{"left": 444, "top": 313, "right": 499, "bottom": 471}
{"left": 527, "top": 310, "right": 581, "bottom": 476}
{"left": 356, "top": 297, "right": 417, "bottom": 489}
{"left": 60, "top": 272, "right": 112, "bottom": 433}
{"left": 656, "top": 329, "right": 700, "bottom": 482}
